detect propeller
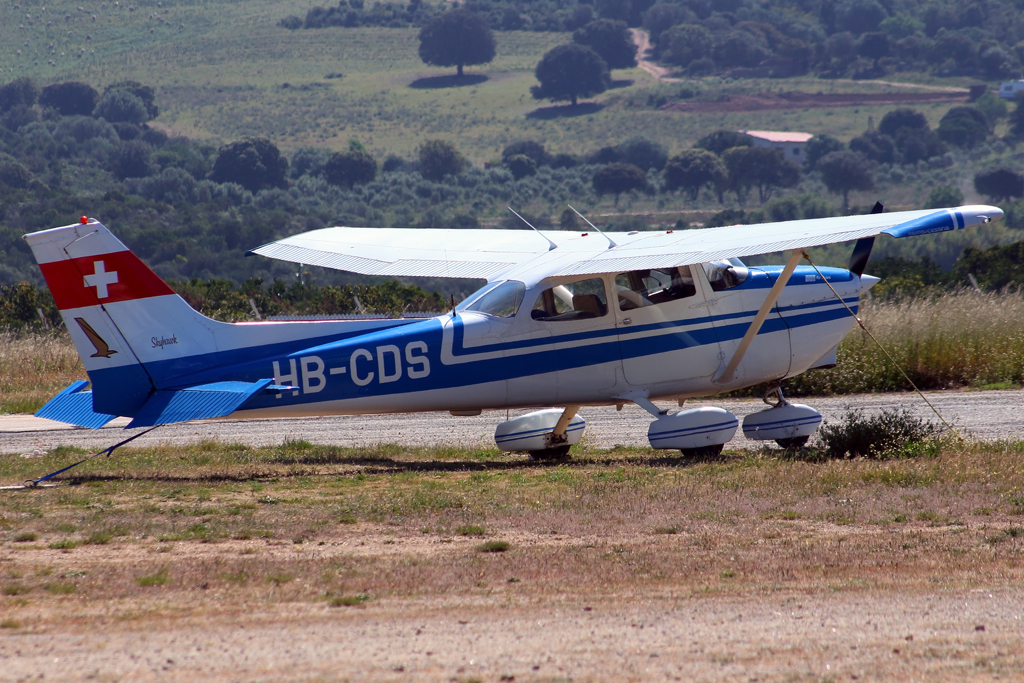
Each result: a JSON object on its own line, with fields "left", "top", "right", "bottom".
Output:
{"left": 849, "top": 201, "right": 883, "bottom": 277}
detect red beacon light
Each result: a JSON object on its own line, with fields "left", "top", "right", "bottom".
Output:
{"left": 80, "top": 216, "right": 88, "bottom": 224}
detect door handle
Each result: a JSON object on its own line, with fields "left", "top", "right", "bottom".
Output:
{"left": 622, "top": 317, "right": 631, "bottom": 325}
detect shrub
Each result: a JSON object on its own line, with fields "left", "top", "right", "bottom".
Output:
{"left": 818, "top": 407, "right": 939, "bottom": 459}
{"left": 505, "top": 154, "right": 537, "bottom": 179}
{"left": 417, "top": 139, "right": 466, "bottom": 181}
{"left": 477, "top": 540, "right": 510, "bottom": 552}
{"left": 208, "top": 137, "right": 288, "bottom": 193}
{"left": 93, "top": 89, "right": 149, "bottom": 125}
{"left": 38, "top": 81, "right": 99, "bottom": 116}
{"left": 323, "top": 149, "right": 377, "bottom": 188}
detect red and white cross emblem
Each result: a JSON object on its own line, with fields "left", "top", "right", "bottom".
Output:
{"left": 83, "top": 260, "right": 119, "bottom": 299}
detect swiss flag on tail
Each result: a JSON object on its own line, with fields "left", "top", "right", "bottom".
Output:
{"left": 27, "top": 219, "right": 175, "bottom": 311}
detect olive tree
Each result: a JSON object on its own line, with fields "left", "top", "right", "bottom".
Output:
{"left": 417, "top": 9, "right": 496, "bottom": 77}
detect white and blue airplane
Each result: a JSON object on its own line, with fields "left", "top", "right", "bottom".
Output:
{"left": 27, "top": 203, "right": 1001, "bottom": 460}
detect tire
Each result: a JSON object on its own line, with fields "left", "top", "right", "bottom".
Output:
{"left": 776, "top": 435, "right": 810, "bottom": 449}
{"left": 680, "top": 443, "right": 724, "bottom": 458}
{"left": 529, "top": 445, "right": 572, "bottom": 461}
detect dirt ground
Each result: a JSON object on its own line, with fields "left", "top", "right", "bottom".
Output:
{"left": 659, "top": 90, "right": 970, "bottom": 114}
{"left": 3, "top": 529, "right": 1023, "bottom": 682}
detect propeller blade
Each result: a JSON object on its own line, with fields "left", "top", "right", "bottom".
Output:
{"left": 849, "top": 202, "right": 883, "bottom": 277}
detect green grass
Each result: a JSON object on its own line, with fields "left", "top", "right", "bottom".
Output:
{"left": 329, "top": 593, "right": 371, "bottom": 607}
{"left": 136, "top": 568, "right": 170, "bottom": 587}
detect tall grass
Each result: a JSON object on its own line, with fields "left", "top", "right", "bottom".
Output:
{"left": 0, "top": 331, "right": 83, "bottom": 414}
{"left": 788, "top": 290, "right": 1024, "bottom": 394}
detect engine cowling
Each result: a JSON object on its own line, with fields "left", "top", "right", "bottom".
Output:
{"left": 647, "top": 407, "right": 739, "bottom": 450}
{"left": 494, "top": 409, "right": 586, "bottom": 453}
{"left": 742, "top": 402, "right": 822, "bottom": 441}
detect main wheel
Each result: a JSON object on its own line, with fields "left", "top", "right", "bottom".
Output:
{"left": 529, "top": 445, "right": 572, "bottom": 461}
{"left": 680, "top": 443, "right": 724, "bottom": 458}
{"left": 776, "top": 435, "right": 810, "bottom": 449}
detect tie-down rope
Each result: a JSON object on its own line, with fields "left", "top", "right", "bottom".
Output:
{"left": 800, "top": 250, "right": 961, "bottom": 439}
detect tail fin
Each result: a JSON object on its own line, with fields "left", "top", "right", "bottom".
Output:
{"left": 24, "top": 218, "right": 219, "bottom": 416}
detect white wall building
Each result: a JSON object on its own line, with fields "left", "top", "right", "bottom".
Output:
{"left": 740, "top": 130, "right": 814, "bottom": 162}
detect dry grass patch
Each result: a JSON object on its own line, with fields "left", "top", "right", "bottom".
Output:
{"left": 0, "top": 331, "right": 83, "bottom": 414}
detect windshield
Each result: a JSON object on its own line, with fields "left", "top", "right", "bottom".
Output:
{"left": 459, "top": 280, "right": 526, "bottom": 318}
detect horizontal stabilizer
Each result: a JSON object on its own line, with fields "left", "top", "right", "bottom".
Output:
{"left": 126, "top": 379, "right": 273, "bottom": 428}
{"left": 35, "top": 381, "right": 118, "bottom": 429}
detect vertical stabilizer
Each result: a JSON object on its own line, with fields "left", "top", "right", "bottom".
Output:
{"left": 24, "top": 219, "right": 219, "bottom": 416}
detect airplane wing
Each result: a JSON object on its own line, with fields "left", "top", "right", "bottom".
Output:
{"left": 249, "top": 205, "right": 1003, "bottom": 280}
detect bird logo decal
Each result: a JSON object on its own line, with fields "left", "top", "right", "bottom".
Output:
{"left": 74, "top": 317, "right": 118, "bottom": 358}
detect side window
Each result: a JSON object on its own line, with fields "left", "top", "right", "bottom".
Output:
{"left": 462, "top": 280, "right": 525, "bottom": 318}
{"left": 702, "top": 260, "right": 750, "bottom": 292}
{"left": 531, "top": 278, "right": 608, "bottom": 322}
{"left": 615, "top": 266, "right": 697, "bottom": 311}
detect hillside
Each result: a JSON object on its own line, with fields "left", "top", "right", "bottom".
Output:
{"left": 2, "top": 0, "right": 1024, "bottom": 293}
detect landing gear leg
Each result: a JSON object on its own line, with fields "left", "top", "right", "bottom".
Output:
{"left": 763, "top": 383, "right": 811, "bottom": 449}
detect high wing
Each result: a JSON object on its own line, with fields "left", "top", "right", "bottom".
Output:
{"left": 249, "top": 205, "right": 1003, "bottom": 281}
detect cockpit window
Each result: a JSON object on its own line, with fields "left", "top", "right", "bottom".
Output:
{"left": 531, "top": 277, "right": 609, "bottom": 322}
{"left": 702, "top": 260, "right": 750, "bottom": 292}
{"left": 460, "top": 280, "right": 526, "bottom": 318}
{"left": 615, "top": 266, "right": 697, "bottom": 311}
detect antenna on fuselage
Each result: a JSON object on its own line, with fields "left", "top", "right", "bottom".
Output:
{"left": 567, "top": 204, "right": 617, "bottom": 249}
{"left": 507, "top": 207, "right": 557, "bottom": 251}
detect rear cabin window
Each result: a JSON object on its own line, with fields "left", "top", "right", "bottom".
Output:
{"left": 531, "top": 278, "right": 608, "bottom": 321}
{"left": 702, "top": 260, "right": 750, "bottom": 292}
{"left": 615, "top": 266, "right": 697, "bottom": 311}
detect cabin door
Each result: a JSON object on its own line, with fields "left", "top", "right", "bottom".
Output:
{"left": 612, "top": 265, "right": 722, "bottom": 388}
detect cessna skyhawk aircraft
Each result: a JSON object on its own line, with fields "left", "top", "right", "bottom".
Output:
{"left": 28, "top": 204, "right": 1001, "bottom": 459}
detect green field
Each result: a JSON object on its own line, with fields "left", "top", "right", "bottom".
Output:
{"left": 0, "top": 0, "right": 993, "bottom": 167}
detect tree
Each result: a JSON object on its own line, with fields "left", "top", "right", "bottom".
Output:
{"left": 660, "top": 24, "right": 713, "bottom": 67}
{"left": 208, "top": 137, "right": 288, "bottom": 193}
{"left": 417, "top": 9, "right": 495, "bottom": 77}
{"left": 531, "top": 44, "right": 610, "bottom": 107}
{"left": 857, "top": 32, "right": 889, "bottom": 64}
{"left": 937, "top": 106, "right": 988, "bottom": 148}
{"left": 663, "top": 149, "right": 726, "bottom": 200}
{"left": 0, "top": 77, "right": 38, "bottom": 113}
{"left": 923, "top": 185, "right": 964, "bottom": 209}
{"left": 694, "top": 130, "right": 752, "bottom": 156}
{"left": 722, "top": 146, "right": 800, "bottom": 204}
{"left": 592, "top": 162, "right": 646, "bottom": 206}
{"left": 616, "top": 136, "right": 667, "bottom": 171}
{"left": 93, "top": 90, "right": 149, "bottom": 125}
{"left": 505, "top": 154, "right": 537, "bottom": 179}
{"left": 0, "top": 160, "right": 32, "bottom": 189}
{"left": 803, "top": 134, "right": 844, "bottom": 171}
{"left": 642, "top": 3, "right": 691, "bottom": 45}
{"left": 322, "top": 149, "right": 377, "bottom": 187}
{"left": 974, "top": 168, "right": 1024, "bottom": 202}
{"left": 572, "top": 19, "right": 637, "bottom": 70}
{"left": 104, "top": 81, "right": 159, "bottom": 119}
{"left": 595, "top": 0, "right": 631, "bottom": 22}
{"left": 110, "top": 140, "right": 155, "bottom": 180}
{"left": 878, "top": 108, "right": 927, "bottom": 137}
{"left": 973, "top": 92, "right": 1008, "bottom": 133}
{"left": 817, "top": 151, "right": 874, "bottom": 211}
{"left": 417, "top": 139, "right": 466, "bottom": 181}
{"left": 38, "top": 81, "right": 99, "bottom": 116}
{"left": 849, "top": 131, "right": 896, "bottom": 164}
{"left": 502, "top": 140, "right": 549, "bottom": 167}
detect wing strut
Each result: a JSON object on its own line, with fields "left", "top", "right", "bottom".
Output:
{"left": 716, "top": 250, "right": 804, "bottom": 383}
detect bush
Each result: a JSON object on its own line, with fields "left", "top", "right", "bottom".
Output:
{"left": 924, "top": 185, "right": 964, "bottom": 209}
{"left": 208, "top": 137, "right": 288, "bottom": 193}
{"left": 417, "top": 139, "right": 466, "bottom": 181}
{"left": 818, "top": 407, "right": 939, "bottom": 459}
{"left": 38, "top": 81, "right": 99, "bottom": 117}
{"left": 505, "top": 154, "right": 537, "bottom": 179}
{"left": 323, "top": 149, "right": 377, "bottom": 188}
{"left": 93, "top": 90, "right": 149, "bottom": 125}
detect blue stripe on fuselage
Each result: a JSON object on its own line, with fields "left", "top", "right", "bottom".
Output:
{"left": 85, "top": 275, "right": 859, "bottom": 417}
